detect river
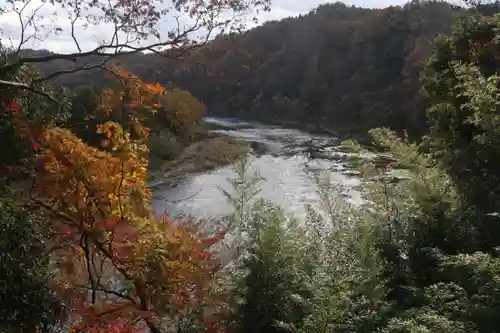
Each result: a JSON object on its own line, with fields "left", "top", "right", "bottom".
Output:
{"left": 151, "top": 117, "right": 367, "bottom": 221}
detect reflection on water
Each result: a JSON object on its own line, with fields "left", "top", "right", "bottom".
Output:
{"left": 151, "top": 118, "right": 363, "bottom": 220}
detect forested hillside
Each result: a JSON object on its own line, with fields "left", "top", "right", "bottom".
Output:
{"left": 161, "top": 0, "right": 461, "bottom": 137}
{"left": 37, "top": 1, "right": 470, "bottom": 137}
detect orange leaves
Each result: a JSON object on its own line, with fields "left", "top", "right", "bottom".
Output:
{"left": 97, "top": 122, "right": 118, "bottom": 139}
{"left": 96, "top": 65, "right": 206, "bottom": 145}
{"left": 142, "top": 127, "right": 151, "bottom": 137}
{"left": 33, "top": 124, "right": 151, "bottom": 235}
{"left": 100, "top": 66, "right": 166, "bottom": 116}
{"left": 31, "top": 119, "right": 227, "bottom": 331}
{"left": 109, "top": 67, "right": 138, "bottom": 81}
{"left": 142, "top": 82, "right": 165, "bottom": 95}
{"left": 29, "top": 67, "right": 226, "bottom": 333}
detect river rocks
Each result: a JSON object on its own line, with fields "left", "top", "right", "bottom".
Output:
{"left": 248, "top": 141, "right": 269, "bottom": 156}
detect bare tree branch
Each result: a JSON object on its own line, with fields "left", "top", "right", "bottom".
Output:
{"left": 0, "top": 0, "right": 270, "bottom": 72}
{"left": 32, "top": 59, "right": 110, "bottom": 83}
{"left": 69, "top": 2, "right": 82, "bottom": 53}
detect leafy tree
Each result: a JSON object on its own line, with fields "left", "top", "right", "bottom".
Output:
{"left": 30, "top": 124, "right": 228, "bottom": 333}
{"left": 0, "top": 189, "right": 65, "bottom": 333}
{"left": 27, "top": 82, "right": 227, "bottom": 332}
{"left": 1, "top": 60, "right": 229, "bottom": 333}
{"left": 218, "top": 160, "right": 311, "bottom": 333}
{"left": 0, "top": 59, "right": 70, "bottom": 174}
{"left": 296, "top": 175, "right": 390, "bottom": 333}
{"left": 345, "top": 12, "right": 500, "bottom": 330}
{"left": 222, "top": 162, "right": 389, "bottom": 333}
{"left": 235, "top": 201, "right": 311, "bottom": 333}
{"left": 155, "top": 88, "right": 206, "bottom": 143}
{"left": 97, "top": 67, "right": 205, "bottom": 145}
{"left": 67, "top": 86, "right": 105, "bottom": 148}
{"left": 421, "top": 12, "right": 500, "bottom": 215}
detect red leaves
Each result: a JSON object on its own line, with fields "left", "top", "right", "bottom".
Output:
{"left": 6, "top": 100, "right": 20, "bottom": 114}
{"left": 32, "top": 142, "right": 41, "bottom": 151}
{"left": 202, "top": 318, "right": 218, "bottom": 327}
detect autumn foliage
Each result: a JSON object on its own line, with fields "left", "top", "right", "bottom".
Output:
{"left": 5, "top": 68, "right": 229, "bottom": 333}
{"left": 97, "top": 66, "right": 205, "bottom": 143}
{"left": 100, "top": 67, "right": 166, "bottom": 114}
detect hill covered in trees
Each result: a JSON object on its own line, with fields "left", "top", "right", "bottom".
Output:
{"left": 37, "top": 0, "right": 478, "bottom": 138}
{"left": 161, "top": 0, "right": 462, "bottom": 138}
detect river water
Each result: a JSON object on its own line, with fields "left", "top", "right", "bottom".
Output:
{"left": 151, "top": 117, "right": 366, "bottom": 220}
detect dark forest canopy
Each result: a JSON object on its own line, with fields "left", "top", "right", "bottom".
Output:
{"left": 34, "top": 0, "right": 500, "bottom": 138}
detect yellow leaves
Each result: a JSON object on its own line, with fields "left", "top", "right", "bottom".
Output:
{"left": 97, "top": 121, "right": 120, "bottom": 139}
{"left": 34, "top": 123, "right": 151, "bottom": 235}
{"left": 31, "top": 67, "right": 224, "bottom": 330}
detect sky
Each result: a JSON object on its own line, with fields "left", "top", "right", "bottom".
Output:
{"left": 0, "top": 0, "right": 409, "bottom": 54}
{"left": 260, "top": 0, "right": 408, "bottom": 22}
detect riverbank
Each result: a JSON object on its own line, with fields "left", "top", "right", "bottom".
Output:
{"left": 148, "top": 129, "right": 250, "bottom": 188}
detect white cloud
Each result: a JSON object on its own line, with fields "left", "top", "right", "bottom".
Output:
{"left": 0, "top": 0, "right": 109, "bottom": 52}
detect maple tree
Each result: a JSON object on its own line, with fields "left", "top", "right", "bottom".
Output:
{"left": 0, "top": 63, "right": 231, "bottom": 333}
{"left": 97, "top": 66, "right": 206, "bottom": 143}
{"left": 29, "top": 122, "right": 228, "bottom": 333}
